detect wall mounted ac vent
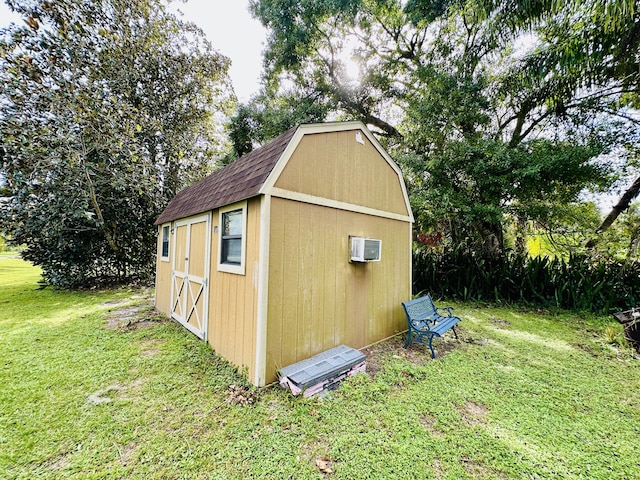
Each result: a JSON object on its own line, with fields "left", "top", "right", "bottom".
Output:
{"left": 350, "top": 237, "right": 382, "bottom": 262}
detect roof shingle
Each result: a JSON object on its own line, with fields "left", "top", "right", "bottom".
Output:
{"left": 155, "top": 126, "right": 298, "bottom": 225}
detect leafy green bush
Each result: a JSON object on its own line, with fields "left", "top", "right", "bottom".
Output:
{"left": 413, "top": 246, "right": 640, "bottom": 314}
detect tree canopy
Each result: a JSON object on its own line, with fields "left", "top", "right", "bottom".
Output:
{"left": 0, "top": 0, "right": 233, "bottom": 287}
{"left": 2, "top": 0, "right": 639, "bottom": 287}
{"left": 238, "top": 0, "right": 638, "bottom": 258}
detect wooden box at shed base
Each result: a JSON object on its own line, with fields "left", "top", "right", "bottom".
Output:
{"left": 278, "top": 345, "right": 366, "bottom": 397}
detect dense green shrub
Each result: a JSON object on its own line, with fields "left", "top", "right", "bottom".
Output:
{"left": 413, "top": 247, "right": 640, "bottom": 314}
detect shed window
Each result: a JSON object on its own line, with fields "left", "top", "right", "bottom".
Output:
{"left": 161, "top": 224, "right": 170, "bottom": 261}
{"left": 222, "top": 210, "right": 242, "bottom": 264}
{"left": 218, "top": 203, "right": 247, "bottom": 275}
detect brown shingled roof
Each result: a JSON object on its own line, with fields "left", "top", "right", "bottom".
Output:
{"left": 155, "top": 125, "right": 298, "bottom": 225}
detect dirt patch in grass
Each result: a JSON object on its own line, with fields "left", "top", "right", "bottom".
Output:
{"left": 458, "top": 401, "right": 489, "bottom": 427}
{"left": 314, "top": 456, "right": 335, "bottom": 476}
{"left": 489, "top": 316, "right": 511, "bottom": 328}
{"left": 104, "top": 293, "right": 168, "bottom": 330}
{"left": 462, "top": 336, "right": 489, "bottom": 347}
{"left": 128, "top": 378, "right": 146, "bottom": 390}
{"left": 103, "top": 299, "right": 127, "bottom": 306}
{"left": 461, "top": 457, "right": 508, "bottom": 479}
{"left": 571, "top": 342, "right": 600, "bottom": 357}
{"left": 431, "top": 458, "right": 444, "bottom": 480}
{"left": 361, "top": 331, "right": 464, "bottom": 377}
{"left": 87, "top": 384, "right": 127, "bottom": 405}
{"left": 105, "top": 306, "right": 141, "bottom": 329}
{"left": 139, "top": 339, "right": 163, "bottom": 357}
{"left": 86, "top": 379, "right": 146, "bottom": 405}
{"left": 361, "top": 337, "right": 426, "bottom": 377}
{"left": 419, "top": 415, "right": 445, "bottom": 439}
{"left": 48, "top": 452, "right": 71, "bottom": 471}
{"left": 117, "top": 442, "right": 138, "bottom": 467}
{"left": 140, "top": 347, "right": 160, "bottom": 357}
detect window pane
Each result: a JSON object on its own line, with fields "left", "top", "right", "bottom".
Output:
{"left": 223, "top": 210, "right": 242, "bottom": 236}
{"left": 223, "top": 238, "right": 242, "bottom": 264}
{"left": 220, "top": 207, "right": 244, "bottom": 270}
{"left": 162, "top": 226, "right": 170, "bottom": 258}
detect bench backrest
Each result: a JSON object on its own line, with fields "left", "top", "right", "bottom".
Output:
{"left": 402, "top": 295, "right": 437, "bottom": 321}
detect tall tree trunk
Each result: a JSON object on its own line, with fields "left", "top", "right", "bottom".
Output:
{"left": 513, "top": 216, "right": 528, "bottom": 256}
{"left": 474, "top": 220, "right": 504, "bottom": 260}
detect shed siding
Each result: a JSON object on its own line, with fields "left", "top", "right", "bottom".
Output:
{"left": 155, "top": 226, "right": 172, "bottom": 315}
{"left": 207, "top": 197, "right": 261, "bottom": 381}
{"left": 265, "top": 197, "right": 410, "bottom": 383}
{"left": 274, "top": 130, "right": 409, "bottom": 217}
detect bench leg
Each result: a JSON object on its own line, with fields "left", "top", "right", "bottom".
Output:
{"left": 403, "top": 331, "right": 412, "bottom": 349}
{"left": 427, "top": 335, "right": 436, "bottom": 359}
{"left": 452, "top": 326, "right": 459, "bottom": 340}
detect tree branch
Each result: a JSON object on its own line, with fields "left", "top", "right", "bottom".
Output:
{"left": 596, "top": 175, "right": 640, "bottom": 234}
{"left": 78, "top": 140, "right": 119, "bottom": 255}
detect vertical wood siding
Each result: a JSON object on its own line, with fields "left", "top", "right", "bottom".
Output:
{"left": 207, "top": 198, "right": 261, "bottom": 381}
{"left": 274, "top": 130, "right": 410, "bottom": 217}
{"left": 266, "top": 198, "right": 411, "bottom": 383}
{"left": 155, "top": 225, "right": 172, "bottom": 315}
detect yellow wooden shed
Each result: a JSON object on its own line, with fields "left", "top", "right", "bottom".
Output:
{"left": 154, "top": 121, "right": 414, "bottom": 386}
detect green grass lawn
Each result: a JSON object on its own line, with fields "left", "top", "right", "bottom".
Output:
{"left": 1, "top": 258, "right": 639, "bottom": 479}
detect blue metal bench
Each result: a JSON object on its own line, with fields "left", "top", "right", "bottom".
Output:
{"left": 402, "top": 294, "right": 461, "bottom": 358}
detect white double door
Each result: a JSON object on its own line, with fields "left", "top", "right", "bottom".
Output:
{"left": 170, "top": 214, "right": 211, "bottom": 339}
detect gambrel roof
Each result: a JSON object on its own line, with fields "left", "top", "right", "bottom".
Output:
{"left": 155, "top": 121, "right": 413, "bottom": 225}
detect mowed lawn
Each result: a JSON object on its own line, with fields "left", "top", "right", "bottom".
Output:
{"left": 1, "top": 256, "right": 639, "bottom": 479}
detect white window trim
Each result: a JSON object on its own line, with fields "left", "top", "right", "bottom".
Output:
{"left": 217, "top": 201, "right": 247, "bottom": 275}
{"left": 160, "top": 223, "right": 171, "bottom": 262}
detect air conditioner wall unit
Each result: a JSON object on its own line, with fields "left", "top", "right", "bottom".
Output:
{"left": 350, "top": 236, "right": 382, "bottom": 262}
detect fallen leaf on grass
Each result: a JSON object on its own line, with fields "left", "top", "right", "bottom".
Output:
{"left": 225, "top": 384, "right": 258, "bottom": 405}
{"left": 315, "top": 457, "right": 334, "bottom": 474}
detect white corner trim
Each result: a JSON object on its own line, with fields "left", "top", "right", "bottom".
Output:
{"left": 269, "top": 187, "right": 413, "bottom": 223}
{"left": 254, "top": 194, "right": 271, "bottom": 386}
{"left": 408, "top": 223, "right": 414, "bottom": 301}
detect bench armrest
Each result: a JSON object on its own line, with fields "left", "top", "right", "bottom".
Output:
{"left": 437, "top": 306, "right": 454, "bottom": 317}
